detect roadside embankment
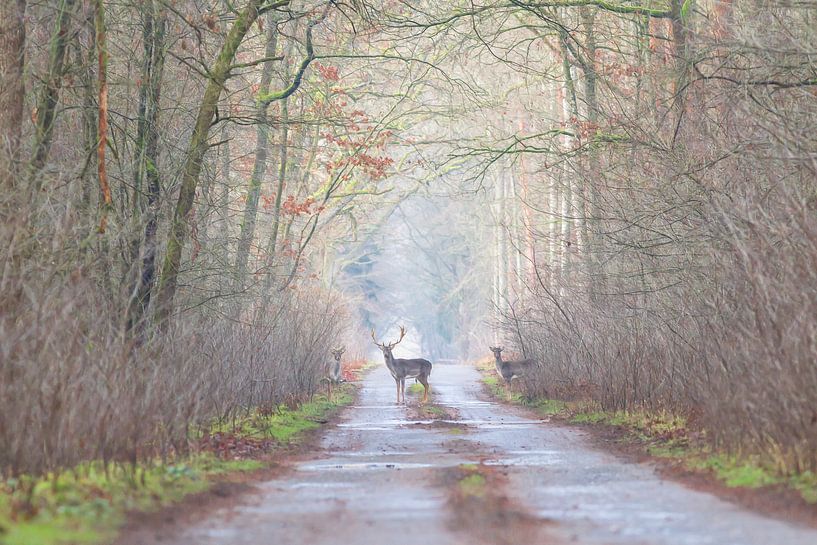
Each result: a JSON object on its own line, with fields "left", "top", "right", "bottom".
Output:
{"left": 476, "top": 361, "right": 817, "bottom": 527}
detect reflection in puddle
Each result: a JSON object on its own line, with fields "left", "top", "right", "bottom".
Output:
{"left": 338, "top": 418, "right": 540, "bottom": 431}
{"left": 335, "top": 450, "right": 408, "bottom": 457}
{"left": 483, "top": 452, "right": 561, "bottom": 467}
{"left": 284, "top": 481, "right": 356, "bottom": 490}
{"left": 297, "top": 461, "right": 434, "bottom": 471}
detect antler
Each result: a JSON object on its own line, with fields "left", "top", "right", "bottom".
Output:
{"left": 371, "top": 329, "right": 385, "bottom": 348}
{"left": 389, "top": 325, "right": 407, "bottom": 348}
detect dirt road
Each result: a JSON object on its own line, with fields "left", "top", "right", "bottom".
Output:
{"left": 156, "top": 364, "right": 817, "bottom": 545}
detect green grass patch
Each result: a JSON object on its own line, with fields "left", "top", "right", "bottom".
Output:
{"left": 422, "top": 405, "right": 445, "bottom": 417}
{"left": 456, "top": 463, "right": 487, "bottom": 498}
{"left": 480, "top": 373, "right": 565, "bottom": 416}
{"left": 407, "top": 383, "right": 424, "bottom": 394}
{"left": 0, "top": 454, "right": 243, "bottom": 545}
{"left": 691, "top": 455, "right": 780, "bottom": 489}
{"left": 208, "top": 388, "right": 354, "bottom": 444}
{"left": 529, "top": 398, "right": 567, "bottom": 416}
{"left": 0, "top": 386, "right": 356, "bottom": 545}
{"left": 458, "top": 473, "right": 487, "bottom": 497}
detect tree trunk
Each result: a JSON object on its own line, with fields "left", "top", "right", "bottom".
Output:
{"left": 28, "top": 0, "right": 78, "bottom": 181}
{"left": 126, "top": 0, "right": 167, "bottom": 336}
{"left": 669, "top": 0, "right": 690, "bottom": 140}
{"left": 263, "top": 95, "right": 290, "bottom": 289}
{"left": 0, "top": 0, "right": 27, "bottom": 191}
{"left": 75, "top": 15, "right": 97, "bottom": 215}
{"left": 234, "top": 13, "right": 278, "bottom": 290}
{"left": 94, "top": 0, "right": 112, "bottom": 233}
{"left": 155, "top": 0, "right": 266, "bottom": 325}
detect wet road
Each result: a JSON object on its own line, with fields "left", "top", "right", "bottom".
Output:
{"left": 166, "top": 364, "right": 817, "bottom": 545}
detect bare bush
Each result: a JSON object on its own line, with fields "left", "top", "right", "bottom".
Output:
{"left": 499, "top": 1, "right": 817, "bottom": 472}
{"left": 0, "top": 205, "right": 351, "bottom": 478}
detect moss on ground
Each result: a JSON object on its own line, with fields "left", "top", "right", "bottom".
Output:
{"left": 208, "top": 388, "right": 354, "bottom": 443}
{"left": 458, "top": 473, "right": 487, "bottom": 497}
{"left": 0, "top": 385, "right": 356, "bottom": 545}
{"left": 407, "top": 383, "right": 425, "bottom": 395}
{"left": 455, "top": 464, "right": 488, "bottom": 498}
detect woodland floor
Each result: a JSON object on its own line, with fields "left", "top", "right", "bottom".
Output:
{"left": 116, "top": 364, "right": 817, "bottom": 545}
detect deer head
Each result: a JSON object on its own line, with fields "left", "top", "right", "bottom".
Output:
{"left": 331, "top": 346, "right": 346, "bottom": 361}
{"left": 371, "top": 325, "right": 406, "bottom": 358}
{"left": 489, "top": 346, "right": 504, "bottom": 357}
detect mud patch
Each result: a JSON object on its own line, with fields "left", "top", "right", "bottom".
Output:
{"left": 439, "top": 462, "right": 553, "bottom": 545}
{"left": 408, "top": 402, "right": 460, "bottom": 422}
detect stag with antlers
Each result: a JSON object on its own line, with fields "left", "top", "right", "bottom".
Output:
{"left": 372, "top": 326, "right": 432, "bottom": 404}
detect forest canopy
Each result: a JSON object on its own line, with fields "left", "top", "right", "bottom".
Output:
{"left": 2, "top": 0, "right": 816, "bottom": 478}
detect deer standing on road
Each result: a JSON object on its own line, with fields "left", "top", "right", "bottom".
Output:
{"left": 324, "top": 347, "right": 345, "bottom": 401}
{"left": 489, "top": 346, "right": 535, "bottom": 392}
{"left": 372, "top": 326, "right": 432, "bottom": 404}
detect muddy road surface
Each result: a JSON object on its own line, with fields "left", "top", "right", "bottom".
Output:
{"left": 151, "top": 364, "right": 817, "bottom": 545}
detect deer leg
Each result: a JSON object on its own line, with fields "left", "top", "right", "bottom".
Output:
{"left": 418, "top": 374, "right": 430, "bottom": 403}
{"left": 395, "top": 379, "right": 401, "bottom": 404}
{"left": 327, "top": 381, "right": 332, "bottom": 403}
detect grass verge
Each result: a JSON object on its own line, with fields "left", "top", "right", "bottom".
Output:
{"left": 479, "top": 370, "right": 817, "bottom": 505}
{"left": 0, "top": 384, "right": 357, "bottom": 545}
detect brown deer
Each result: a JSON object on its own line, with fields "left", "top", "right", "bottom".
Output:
{"left": 489, "top": 346, "right": 535, "bottom": 390}
{"left": 372, "top": 326, "right": 432, "bottom": 404}
{"left": 323, "top": 347, "right": 345, "bottom": 401}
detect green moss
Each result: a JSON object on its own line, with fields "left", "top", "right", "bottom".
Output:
{"left": 690, "top": 455, "right": 780, "bottom": 489}
{"left": 207, "top": 388, "right": 354, "bottom": 444}
{"left": 407, "top": 383, "right": 425, "bottom": 395}
{"left": 570, "top": 411, "right": 607, "bottom": 424}
{"left": 530, "top": 399, "right": 566, "bottom": 416}
{"left": 1, "top": 518, "right": 102, "bottom": 545}
{"left": 422, "top": 405, "right": 445, "bottom": 417}
{"left": 791, "top": 472, "right": 817, "bottom": 504}
{"left": 458, "top": 474, "right": 487, "bottom": 497}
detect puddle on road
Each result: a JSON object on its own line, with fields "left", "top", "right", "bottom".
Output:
{"left": 448, "top": 399, "right": 496, "bottom": 408}
{"left": 297, "top": 461, "right": 435, "bottom": 471}
{"left": 338, "top": 418, "right": 541, "bottom": 431}
{"left": 334, "top": 450, "right": 409, "bottom": 457}
{"left": 349, "top": 405, "right": 407, "bottom": 410}
{"left": 483, "top": 450, "right": 562, "bottom": 467}
{"left": 283, "top": 481, "right": 356, "bottom": 490}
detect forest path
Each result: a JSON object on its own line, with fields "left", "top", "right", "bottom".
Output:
{"left": 159, "top": 364, "right": 817, "bottom": 545}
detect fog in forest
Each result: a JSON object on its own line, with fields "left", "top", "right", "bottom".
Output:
{"left": 2, "top": 1, "right": 817, "bottom": 541}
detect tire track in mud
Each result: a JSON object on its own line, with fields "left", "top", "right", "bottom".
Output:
{"left": 406, "top": 397, "right": 556, "bottom": 544}
{"left": 439, "top": 460, "right": 554, "bottom": 545}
